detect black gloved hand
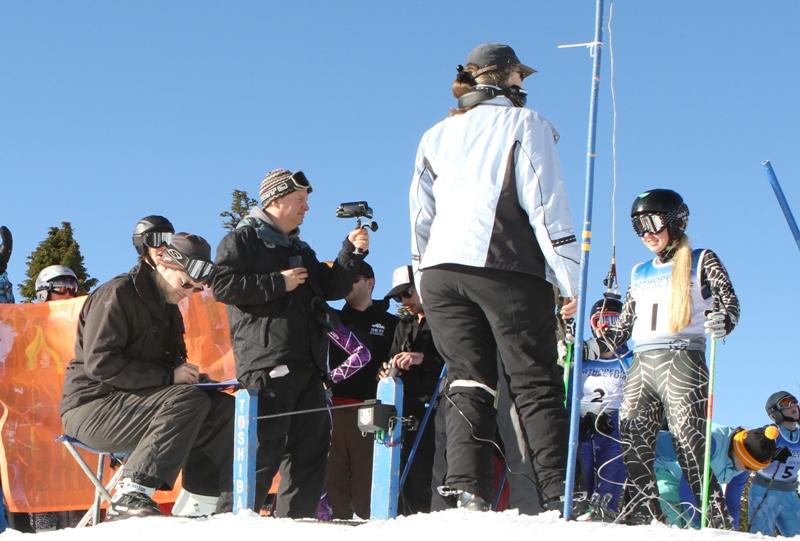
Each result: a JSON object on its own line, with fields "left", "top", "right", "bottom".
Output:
{"left": 581, "top": 412, "right": 597, "bottom": 434}
{"left": 596, "top": 412, "right": 616, "bottom": 436}
{"left": 0, "top": 226, "right": 11, "bottom": 275}
{"left": 774, "top": 446, "right": 791, "bottom": 464}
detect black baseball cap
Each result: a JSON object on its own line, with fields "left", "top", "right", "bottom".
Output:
{"left": 466, "top": 43, "right": 537, "bottom": 78}
{"left": 358, "top": 261, "right": 375, "bottom": 280}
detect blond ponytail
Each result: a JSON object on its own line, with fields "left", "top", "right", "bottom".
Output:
{"left": 668, "top": 234, "right": 693, "bottom": 334}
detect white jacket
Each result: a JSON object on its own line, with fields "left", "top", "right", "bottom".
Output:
{"left": 410, "top": 94, "right": 580, "bottom": 297}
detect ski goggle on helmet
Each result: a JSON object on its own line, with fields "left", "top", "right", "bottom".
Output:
{"left": 630, "top": 189, "right": 689, "bottom": 238}
{"left": 776, "top": 395, "right": 798, "bottom": 410}
{"left": 158, "top": 233, "right": 216, "bottom": 284}
{"left": 589, "top": 297, "right": 623, "bottom": 331}
{"left": 44, "top": 279, "right": 79, "bottom": 297}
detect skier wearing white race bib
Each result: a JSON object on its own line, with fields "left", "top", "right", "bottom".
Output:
{"left": 749, "top": 391, "right": 800, "bottom": 536}
{"left": 579, "top": 296, "right": 632, "bottom": 513}
{"left": 587, "top": 189, "right": 739, "bottom": 528}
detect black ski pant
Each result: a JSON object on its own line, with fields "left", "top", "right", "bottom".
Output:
{"left": 62, "top": 385, "right": 235, "bottom": 495}
{"left": 420, "top": 265, "right": 569, "bottom": 505}
{"left": 619, "top": 348, "right": 730, "bottom": 528}
{"left": 239, "top": 364, "right": 330, "bottom": 519}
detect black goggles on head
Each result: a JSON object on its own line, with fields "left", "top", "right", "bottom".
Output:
{"left": 262, "top": 171, "right": 314, "bottom": 203}
{"left": 182, "top": 258, "right": 216, "bottom": 283}
{"left": 164, "top": 247, "right": 216, "bottom": 283}
{"left": 631, "top": 214, "right": 668, "bottom": 237}
{"left": 136, "top": 231, "right": 173, "bottom": 249}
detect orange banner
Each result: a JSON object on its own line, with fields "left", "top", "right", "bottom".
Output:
{"left": 0, "top": 291, "right": 236, "bottom": 513}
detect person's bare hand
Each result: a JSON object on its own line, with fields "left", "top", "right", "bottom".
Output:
{"left": 173, "top": 362, "right": 200, "bottom": 385}
{"left": 561, "top": 297, "right": 578, "bottom": 319}
{"left": 392, "top": 351, "right": 423, "bottom": 370}
{"left": 378, "top": 361, "right": 404, "bottom": 380}
{"left": 281, "top": 267, "right": 308, "bottom": 292}
{"left": 348, "top": 228, "right": 370, "bottom": 253}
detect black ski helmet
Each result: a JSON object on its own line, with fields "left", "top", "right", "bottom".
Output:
{"left": 766, "top": 390, "right": 798, "bottom": 424}
{"left": 132, "top": 215, "right": 175, "bottom": 256}
{"left": 630, "top": 189, "right": 689, "bottom": 238}
{"left": 589, "top": 296, "right": 623, "bottom": 331}
{"left": 590, "top": 297, "right": 623, "bottom": 318}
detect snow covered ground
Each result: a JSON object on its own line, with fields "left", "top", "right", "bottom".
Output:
{"left": 0, "top": 509, "right": 764, "bottom": 541}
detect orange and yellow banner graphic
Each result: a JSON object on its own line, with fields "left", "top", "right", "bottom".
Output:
{"left": 0, "top": 292, "right": 236, "bottom": 513}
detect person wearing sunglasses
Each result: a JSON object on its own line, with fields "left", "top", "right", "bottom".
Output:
{"left": 212, "top": 168, "right": 369, "bottom": 518}
{"left": 409, "top": 42, "right": 581, "bottom": 515}
{"left": 378, "top": 265, "right": 445, "bottom": 515}
{"left": 655, "top": 424, "right": 783, "bottom": 529}
{"left": 34, "top": 265, "right": 80, "bottom": 302}
{"left": 576, "top": 296, "right": 633, "bottom": 518}
{"left": 748, "top": 391, "right": 800, "bottom": 536}
{"left": 585, "top": 189, "right": 740, "bottom": 528}
{"left": 25, "top": 264, "right": 83, "bottom": 530}
{"left": 60, "top": 229, "right": 234, "bottom": 520}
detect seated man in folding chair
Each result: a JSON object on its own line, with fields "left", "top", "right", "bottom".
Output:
{"left": 59, "top": 229, "right": 234, "bottom": 520}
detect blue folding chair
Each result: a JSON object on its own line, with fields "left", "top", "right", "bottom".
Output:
{"left": 56, "top": 435, "right": 129, "bottom": 526}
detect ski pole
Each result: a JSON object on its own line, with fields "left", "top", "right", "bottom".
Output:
{"left": 493, "top": 465, "right": 508, "bottom": 511}
{"left": 762, "top": 160, "right": 800, "bottom": 253}
{"left": 700, "top": 291, "right": 721, "bottom": 528}
{"left": 399, "top": 365, "right": 447, "bottom": 489}
{"left": 748, "top": 469, "right": 779, "bottom": 532}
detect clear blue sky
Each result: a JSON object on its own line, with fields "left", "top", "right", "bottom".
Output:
{"left": 1, "top": 1, "right": 798, "bottom": 429}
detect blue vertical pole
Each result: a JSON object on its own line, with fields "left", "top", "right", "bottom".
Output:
{"left": 763, "top": 160, "right": 800, "bottom": 253}
{"left": 233, "top": 389, "right": 258, "bottom": 515}
{"left": 399, "top": 365, "right": 446, "bottom": 489}
{"left": 563, "top": 0, "right": 605, "bottom": 519}
{"left": 370, "top": 377, "right": 403, "bottom": 520}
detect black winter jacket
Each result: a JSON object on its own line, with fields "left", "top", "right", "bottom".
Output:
{"left": 60, "top": 262, "right": 186, "bottom": 416}
{"left": 211, "top": 208, "right": 364, "bottom": 378}
{"left": 390, "top": 315, "right": 445, "bottom": 417}
{"left": 329, "top": 299, "right": 399, "bottom": 401}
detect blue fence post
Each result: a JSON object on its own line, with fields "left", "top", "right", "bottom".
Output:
{"left": 369, "top": 377, "right": 403, "bottom": 520}
{"left": 233, "top": 389, "right": 258, "bottom": 515}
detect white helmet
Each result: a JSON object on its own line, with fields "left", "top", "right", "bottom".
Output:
{"left": 35, "top": 265, "right": 78, "bottom": 302}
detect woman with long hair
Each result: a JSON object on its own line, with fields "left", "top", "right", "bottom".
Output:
{"left": 590, "top": 188, "right": 740, "bottom": 528}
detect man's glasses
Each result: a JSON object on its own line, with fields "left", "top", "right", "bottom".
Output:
{"left": 631, "top": 213, "right": 667, "bottom": 237}
{"left": 180, "top": 274, "right": 204, "bottom": 293}
{"left": 392, "top": 288, "right": 413, "bottom": 303}
{"left": 778, "top": 396, "right": 798, "bottom": 410}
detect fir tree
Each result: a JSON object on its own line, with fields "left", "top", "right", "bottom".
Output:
{"left": 19, "top": 221, "right": 98, "bottom": 302}
{"left": 221, "top": 189, "right": 258, "bottom": 231}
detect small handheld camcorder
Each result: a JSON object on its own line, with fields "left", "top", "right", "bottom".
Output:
{"left": 335, "top": 201, "right": 378, "bottom": 232}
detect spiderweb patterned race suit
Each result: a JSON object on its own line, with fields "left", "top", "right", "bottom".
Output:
{"left": 597, "top": 248, "right": 739, "bottom": 528}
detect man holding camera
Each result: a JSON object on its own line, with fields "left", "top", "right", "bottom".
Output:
{"left": 212, "top": 168, "right": 369, "bottom": 518}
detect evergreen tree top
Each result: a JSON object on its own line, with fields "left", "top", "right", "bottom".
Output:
{"left": 20, "top": 221, "right": 97, "bottom": 302}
